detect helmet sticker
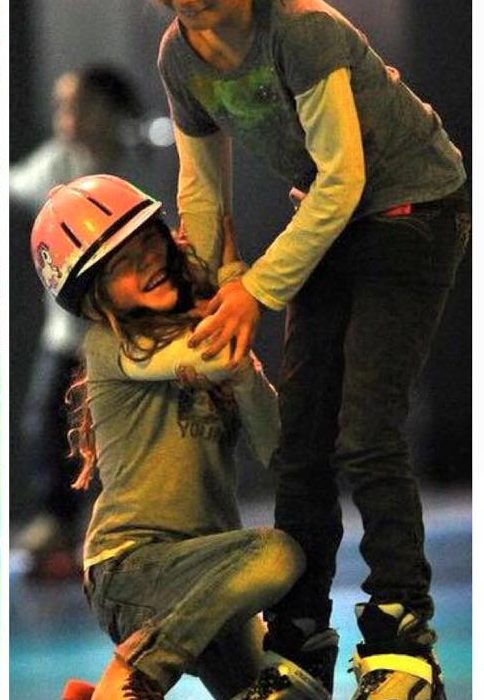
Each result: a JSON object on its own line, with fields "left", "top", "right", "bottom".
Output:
{"left": 36, "top": 243, "right": 62, "bottom": 291}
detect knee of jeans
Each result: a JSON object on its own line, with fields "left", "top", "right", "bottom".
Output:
{"left": 334, "top": 434, "right": 409, "bottom": 484}
{"left": 256, "top": 527, "right": 307, "bottom": 587}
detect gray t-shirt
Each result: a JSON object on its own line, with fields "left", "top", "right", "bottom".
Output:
{"left": 82, "top": 323, "right": 279, "bottom": 567}
{"left": 159, "top": 0, "right": 465, "bottom": 215}
{"left": 83, "top": 324, "right": 241, "bottom": 566}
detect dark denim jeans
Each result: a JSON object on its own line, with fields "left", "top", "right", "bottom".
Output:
{"left": 269, "top": 187, "right": 470, "bottom": 626}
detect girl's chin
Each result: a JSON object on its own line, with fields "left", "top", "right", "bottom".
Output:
{"left": 149, "top": 290, "right": 179, "bottom": 313}
{"left": 161, "top": 297, "right": 180, "bottom": 313}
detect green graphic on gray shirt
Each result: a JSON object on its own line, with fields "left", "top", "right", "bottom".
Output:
{"left": 189, "top": 66, "right": 279, "bottom": 128}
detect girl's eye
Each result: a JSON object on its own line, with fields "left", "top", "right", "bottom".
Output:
{"left": 140, "top": 229, "right": 161, "bottom": 250}
{"left": 143, "top": 230, "right": 159, "bottom": 243}
{"left": 105, "top": 257, "right": 130, "bottom": 278}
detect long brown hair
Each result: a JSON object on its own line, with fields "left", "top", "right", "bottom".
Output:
{"left": 66, "top": 228, "right": 215, "bottom": 490}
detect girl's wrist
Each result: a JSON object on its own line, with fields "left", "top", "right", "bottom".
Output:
{"left": 217, "top": 260, "right": 249, "bottom": 286}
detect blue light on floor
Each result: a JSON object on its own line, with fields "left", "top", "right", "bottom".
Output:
{"left": 10, "top": 490, "right": 471, "bottom": 700}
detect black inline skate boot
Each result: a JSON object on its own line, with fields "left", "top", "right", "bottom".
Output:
{"left": 350, "top": 603, "right": 447, "bottom": 700}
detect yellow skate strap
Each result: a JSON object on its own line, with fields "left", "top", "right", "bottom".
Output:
{"left": 357, "top": 653, "right": 433, "bottom": 684}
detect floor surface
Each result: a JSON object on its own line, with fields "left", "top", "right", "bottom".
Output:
{"left": 10, "top": 487, "right": 471, "bottom": 700}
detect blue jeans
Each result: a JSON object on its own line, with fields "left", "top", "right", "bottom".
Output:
{"left": 84, "top": 527, "right": 304, "bottom": 694}
{"left": 269, "top": 186, "right": 470, "bottom": 626}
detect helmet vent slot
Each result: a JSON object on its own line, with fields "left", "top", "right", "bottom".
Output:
{"left": 86, "top": 196, "right": 113, "bottom": 216}
{"left": 61, "top": 222, "right": 82, "bottom": 248}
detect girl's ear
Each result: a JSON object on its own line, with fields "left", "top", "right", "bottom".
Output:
{"left": 172, "top": 222, "right": 190, "bottom": 251}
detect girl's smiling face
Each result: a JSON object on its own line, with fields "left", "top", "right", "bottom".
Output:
{"left": 170, "top": 0, "right": 249, "bottom": 31}
{"left": 102, "top": 223, "right": 179, "bottom": 316}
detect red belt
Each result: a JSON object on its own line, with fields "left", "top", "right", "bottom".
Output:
{"left": 382, "top": 203, "right": 413, "bottom": 217}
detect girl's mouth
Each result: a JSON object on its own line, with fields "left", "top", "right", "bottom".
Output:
{"left": 180, "top": 3, "right": 213, "bottom": 18}
{"left": 143, "top": 268, "right": 169, "bottom": 292}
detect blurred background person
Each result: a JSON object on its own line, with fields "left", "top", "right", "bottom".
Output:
{"left": 10, "top": 63, "right": 177, "bottom": 577}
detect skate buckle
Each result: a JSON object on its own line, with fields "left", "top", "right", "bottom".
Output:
{"left": 263, "top": 651, "right": 332, "bottom": 700}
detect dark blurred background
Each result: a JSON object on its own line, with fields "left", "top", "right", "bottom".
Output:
{"left": 10, "top": 0, "right": 472, "bottom": 527}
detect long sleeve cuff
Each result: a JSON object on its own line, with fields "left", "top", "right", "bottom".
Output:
{"left": 231, "top": 353, "right": 280, "bottom": 467}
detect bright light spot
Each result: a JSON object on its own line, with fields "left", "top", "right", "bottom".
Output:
{"left": 147, "top": 117, "right": 175, "bottom": 147}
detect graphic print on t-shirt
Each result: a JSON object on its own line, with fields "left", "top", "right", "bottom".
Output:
{"left": 175, "top": 367, "right": 239, "bottom": 444}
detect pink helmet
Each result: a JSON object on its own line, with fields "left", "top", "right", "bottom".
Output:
{"left": 30, "top": 174, "right": 162, "bottom": 315}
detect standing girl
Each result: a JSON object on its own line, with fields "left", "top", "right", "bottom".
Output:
{"left": 155, "top": 1, "right": 469, "bottom": 698}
